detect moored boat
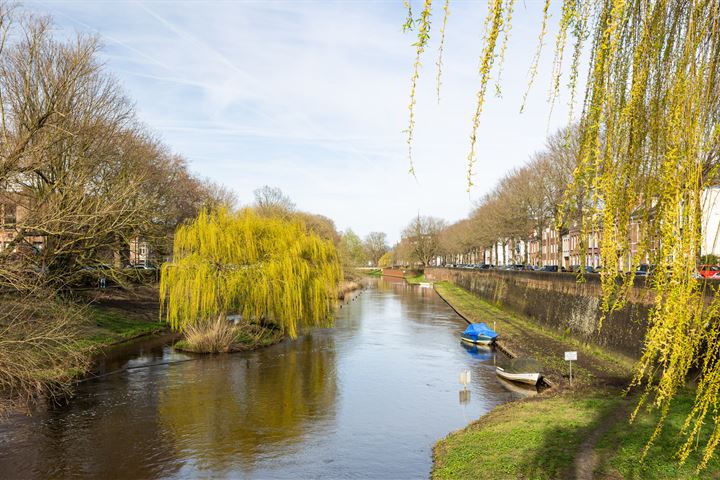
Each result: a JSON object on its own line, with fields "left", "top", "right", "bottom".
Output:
{"left": 460, "top": 342, "right": 494, "bottom": 361}
{"left": 495, "top": 357, "right": 542, "bottom": 386}
{"left": 460, "top": 322, "right": 498, "bottom": 345}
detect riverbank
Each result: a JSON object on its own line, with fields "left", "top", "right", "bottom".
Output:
{"left": 433, "top": 281, "right": 633, "bottom": 388}
{"left": 0, "top": 275, "right": 515, "bottom": 478}
{"left": 405, "top": 273, "right": 426, "bottom": 285}
{"left": 77, "top": 285, "right": 168, "bottom": 351}
{"left": 431, "top": 281, "right": 720, "bottom": 479}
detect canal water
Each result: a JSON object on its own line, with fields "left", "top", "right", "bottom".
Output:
{"left": 0, "top": 277, "right": 524, "bottom": 479}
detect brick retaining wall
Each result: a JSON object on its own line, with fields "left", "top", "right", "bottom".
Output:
{"left": 425, "top": 268, "right": 653, "bottom": 358}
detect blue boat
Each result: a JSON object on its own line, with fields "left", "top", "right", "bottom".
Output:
{"left": 461, "top": 322, "right": 498, "bottom": 345}
{"left": 460, "top": 342, "right": 494, "bottom": 361}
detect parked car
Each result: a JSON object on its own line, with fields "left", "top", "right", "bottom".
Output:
{"left": 635, "top": 264, "right": 655, "bottom": 276}
{"left": 125, "top": 263, "right": 158, "bottom": 270}
{"left": 539, "top": 265, "right": 559, "bottom": 272}
{"left": 699, "top": 265, "right": 720, "bottom": 278}
{"left": 569, "top": 265, "right": 596, "bottom": 274}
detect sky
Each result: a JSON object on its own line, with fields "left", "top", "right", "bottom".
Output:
{"left": 27, "top": 0, "right": 584, "bottom": 243}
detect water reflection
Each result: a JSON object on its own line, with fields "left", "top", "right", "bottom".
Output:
{"left": 158, "top": 335, "right": 338, "bottom": 474}
{"left": 0, "top": 277, "right": 522, "bottom": 479}
{"left": 461, "top": 342, "right": 495, "bottom": 361}
{"left": 496, "top": 376, "right": 539, "bottom": 397}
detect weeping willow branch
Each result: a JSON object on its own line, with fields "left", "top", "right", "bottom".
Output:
{"left": 405, "top": 0, "right": 433, "bottom": 178}
{"left": 520, "top": 0, "right": 551, "bottom": 114}
{"left": 493, "top": 0, "right": 517, "bottom": 99}
{"left": 466, "top": 0, "right": 507, "bottom": 191}
{"left": 435, "top": 0, "right": 450, "bottom": 103}
{"left": 405, "top": 0, "right": 720, "bottom": 470}
{"left": 160, "top": 208, "right": 342, "bottom": 339}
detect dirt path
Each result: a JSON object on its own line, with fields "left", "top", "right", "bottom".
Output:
{"left": 573, "top": 400, "right": 631, "bottom": 479}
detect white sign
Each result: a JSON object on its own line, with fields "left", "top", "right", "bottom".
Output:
{"left": 565, "top": 351, "right": 577, "bottom": 361}
{"left": 459, "top": 370, "right": 471, "bottom": 386}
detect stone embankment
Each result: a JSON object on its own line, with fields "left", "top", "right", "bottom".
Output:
{"left": 425, "top": 268, "right": 653, "bottom": 358}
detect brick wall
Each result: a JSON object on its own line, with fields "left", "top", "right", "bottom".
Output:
{"left": 425, "top": 267, "right": 654, "bottom": 358}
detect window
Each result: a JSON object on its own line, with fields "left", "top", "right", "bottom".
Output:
{"left": 2, "top": 204, "right": 16, "bottom": 226}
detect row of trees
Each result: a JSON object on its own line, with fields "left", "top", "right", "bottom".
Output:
{"left": 441, "top": 126, "right": 580, "bottom": 265}
{"left": 0, "top": 6, "right": 231, "bottom": 293}
{"left": 0, "top": 5, "right": 230, "bottom": 415}
{"left": 377, "top": 127, "right": 579, "bottom": 269}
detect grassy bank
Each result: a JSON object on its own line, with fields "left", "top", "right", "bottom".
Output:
{"left": 338, "top": 280, "right": 363, "bottom": 299}
{"left": 0, "top": 286, "right": 169, "bottom": 415}
{"left": 433, "top": 281, "right": 634, "bottom": 386}
{"left": 75, "top": 306, "right": 166, "bottom": 351}
{"left": 434, "top": 393, "right": 620, "bottom": 479}
{"left": 431, "top": 280, "right": 720, "bottom": 479}
{"left": 594, "top": 388, "right": 720, "bottom": 479}
{"left": 434, "top": 389, "right": 720, "bottom": 480}
{"left": 74, "top": 285, "right": 168, "bottom": 352}
{"left": 405, "top": 273, "right": 426, "bottom": 284}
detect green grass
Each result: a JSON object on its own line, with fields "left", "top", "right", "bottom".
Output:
{"left": 75, "top": 307, "right": 167, "bottom": 352}
{"left": 432, "top": 280, "right": 720, "bottom": 479}
{"left": 595, "top": 390, "right": 720, "bottom": 479}
{"left": 364, "top": 268, "right": 383, "bottom": 276}
{"left": 405, "top": 273, "right": 426, "bottom": 284}
{"left": 433, "top": 281, "right": 635, "bottom": 379}
{"left": 434, "top": 393, "right": 620, "bottom": 479}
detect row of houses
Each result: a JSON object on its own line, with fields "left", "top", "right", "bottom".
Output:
{"left": 440, "top": 187, "right": 720, "bottom": 269}
{"left": 1, "top": 195, "right": 154, "bottom": 267}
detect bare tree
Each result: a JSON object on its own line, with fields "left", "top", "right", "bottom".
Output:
{"left": 363, "top": 231, "right": 388, "bottom": 266}
{"left": 253, "top": 185, "right": 295, "bottom": 218}
{"left": 401, "top": 215, "right": 447, "bottom": 266}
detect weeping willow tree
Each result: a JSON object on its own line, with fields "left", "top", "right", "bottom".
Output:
{"left": 405, "top": 0, "right": 720, "bottom": 470}
{"left": 160, "top": 208, "right": 342, "bottom": 339}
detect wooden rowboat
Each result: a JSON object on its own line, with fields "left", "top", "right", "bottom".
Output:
{"left": 495, "top": 358, "right": 542, "bottom": 386}
{"left": 495, "top": 367, "right": 541, "bottom": 385}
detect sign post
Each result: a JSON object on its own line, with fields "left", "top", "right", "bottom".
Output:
{"left": 564, "top": 351, "right": 577, "bottom": 384}
{"left": 459, "top": 370, "right": 472, "bottom": 405}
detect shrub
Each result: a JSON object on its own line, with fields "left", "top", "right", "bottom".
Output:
{"left": 181, "top": 316, "right": 237, "bottom": 353}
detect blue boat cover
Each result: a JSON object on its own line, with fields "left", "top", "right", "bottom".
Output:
{"left": 462, "top": 322, "right": 498, "bottom": 339}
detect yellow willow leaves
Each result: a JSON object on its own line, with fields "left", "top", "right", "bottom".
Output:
{"left": 493, "top": 0, "right": 517, "bottom": 99}
{"left": 159, "top": 208, "right": 342, "bottom": 339}
{"left": 520, "top": 0, "right": 551, "bottom": 114}
{"left": 406, "top": 0, "right": 720, "bottom": 470}
{"left": 466, "top": 0, "right": 508, "bottom": 191}
{"left": 435, "top": 0, "right": 450, "bottom": 103}
{"left": 406, "top": 0, "right": 433, "bottom": 178}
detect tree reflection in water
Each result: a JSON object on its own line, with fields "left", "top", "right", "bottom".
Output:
{"left": 158, "top": 333, "right": 337, "bottom": 473}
